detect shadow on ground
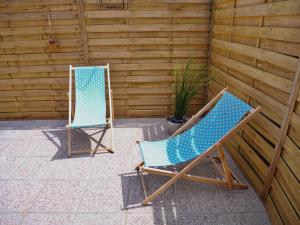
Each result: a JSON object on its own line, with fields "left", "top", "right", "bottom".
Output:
{"left": 120, "top": 121, "right": 270, "bottom": 225}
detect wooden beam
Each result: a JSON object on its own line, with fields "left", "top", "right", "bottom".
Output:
{"left": 77, "top": 0, "right": 89, "bottom": 65}
{"left": 261, "top": 60, "right": 300, "bottom": 201}
{"left": 143, "top": 167, "right": 228, "bottom": 187}
{"left": 207, "top": 0, "right": 215, "bottom": 67}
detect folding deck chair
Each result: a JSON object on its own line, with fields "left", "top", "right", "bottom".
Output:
{"left": 135, "top": 88, "right": 261, "bottom": 205}
{"left": 66, "top": 64, "right": 114, "bottom": 157}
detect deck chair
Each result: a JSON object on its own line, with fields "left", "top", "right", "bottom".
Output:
{"left": 66, "top": 64, "right": 114, "bottom": 157}
{"left": 135, "top": 88, "right": 261, "bottom": 205}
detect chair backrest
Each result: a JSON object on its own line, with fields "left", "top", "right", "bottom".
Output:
{"left": 166, "top": 91, "right": 253, "bottom": 164}
{"left": 186, "top": 91, "right": 252, "bottom": 146}
{"left": 73, "top": 66, "right": 106, "bottom": 125}
{"left": 195, "top": 92, "right": 251, "bottom": 131}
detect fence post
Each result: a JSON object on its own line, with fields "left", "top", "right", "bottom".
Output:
{"left": 77, "top": 0, "right": 89, "bottom": 65}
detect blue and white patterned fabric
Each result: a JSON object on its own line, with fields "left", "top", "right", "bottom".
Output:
{"left": 139, "top": 92, "right": 252, "bottom": 167}
{"left": 70, "top": 66, "right": 106, "bottom": 128}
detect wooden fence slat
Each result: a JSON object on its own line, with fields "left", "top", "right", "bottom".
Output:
{"left": 86, "top": 24, "right": 210, "bottom": 33}
{"left": 261, "top": 60, "right": 300, "bottom": 201}
{"left": 213, "top": 25, "right": 300, "bottom": 43}
{"left": 214, "top": 0, "right": 300, "bottom": 18}
{"left": 212, "top": 53, "right": 292, "bottom": 93}
{"left": 212, "top": 39, "right": 298, "bottom": 72}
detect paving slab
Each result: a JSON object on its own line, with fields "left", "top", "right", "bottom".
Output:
{"left": 29, "top": 180, "right": 86, "bottom": 213}
{"left": 0, "top": 119, "right": 271, "bottom": 225}
{"left": 0, "top": 180, "right": 46, "bottom": 212}
{"left": 0, "top": 213, "right": 23, "bottom": 225}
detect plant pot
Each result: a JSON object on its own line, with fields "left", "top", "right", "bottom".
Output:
{"left": 166, "top": 116, "right": 186, "bottom": 135}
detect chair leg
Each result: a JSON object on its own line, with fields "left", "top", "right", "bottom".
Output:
{"left": 68, "top": 128, "right": 72, "bottom": 157}
{"left": 217, "top": 144, "right": 234, "bottom": 189}
{"left": 137, "top": 169, "right": 148, "bottom": 199}
{"left": 135, "top": 161, "right": 144, "bottom": 171}
{"left": 110, "top": 124, "right": 114, "bottom": 153}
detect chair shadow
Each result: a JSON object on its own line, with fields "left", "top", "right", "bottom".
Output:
{"left": 142, "top": 123, "right": 169, "bottom": 141}
{"left": 120, "top": 172, "right": 178, "bottom": 225}
{"left": 43, "top": 126, "right": 111, "bottom": 160}
{"left": 120, "top": 122, "right": 179, "bottom": 225}
{"left": 119, "top": 120, "right": 250, "bottom": 225}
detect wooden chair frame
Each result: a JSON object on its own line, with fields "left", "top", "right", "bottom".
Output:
{"left": 135, "top": 88, "right": 261, "bottom": 205}
{"left": 66, "top": 63, "right": 114, "bottom": 157}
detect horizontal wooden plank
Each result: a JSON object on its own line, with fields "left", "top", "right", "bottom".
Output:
{"left": 212, "top": 52, "right": 292, "bottom": 92}
{"left": 265, "top": 196, "right": 284, "bottom": 225}
{"left": 276, "top": 158, "right": 300, "bottom": 216}
{"left": 89, "top": 50, "right": 207, "bottom": 59}
{"left": 0, "top": 78, "right": 68, "bottom": 85}
{"left": 270, "top": 178, "right": 300, "bottom": 225}
{"left": 0, "top": 0, "right": 75, "bottom": 6}
{"left": 226, "top": 138, "right": 264, "bottom": 193}
{"left": 210, "top": 66, "right": 286, "bottom": 120}
{"left": 233, "top": 134, "right": 268, "bottom": 180}
{"left": 214, "top": 0, "right": 300, "bottom": 18}
{"left": 212, "top": 38, "right": 298, "bottom": 72}
{"left": 0, "top": 26, "right": 80, "bottom": 35}
{"left": 86, "top": 24, "right": 210, "bottom": 33}
{"left": 213, "top": 25, "right": 300, "bottom": 43}
{"left": 0, "top": 52, "right": 82, "bottom": 62}
{"left": 0, "top": 11, "right": 78, "bottom": 21}
{"left": 88, "top": 37, "right": 208, "bottom": 46}
{"left": 0, "top": 39, "right": 82, "bottom": 48}
{"left": 282, "top": 137, "right": 300, "bottom": 181}
{"left": 86, "top": 10, "right": 210, "bottom": 19}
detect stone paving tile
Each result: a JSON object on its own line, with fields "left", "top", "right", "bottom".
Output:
{"left": 29, "top": 180, "right": 86, "bottom": 213}
{"left": 0, "top": 139, "right": 38, "bottom": 157}
{"left": 221, "top": 188, "right": 266, "bottom": 213}
{"left": 0, "top": 213, "right": 24, "bottom": 225}
{"left": 0, "top": 130, "right": 21, "bottom": 140}
{"left": 10, "top": 157, "right": 57, "bottom": 180}
{"left": 22, "top": 213, "right": 73, "bottom": 225}
{"left": 0, "top": 119, "right": 271, "bottom": 225}
{"left": 230, "top": 213, "right": 271, "bottom": 225}
{"left": 176, "top": 213, "right": 234, "bottom": 225}
{"left": 175, "top": 182, "right": 228, "bottom": 214}
{"left": 72, "top": 213, "right": 124, "bottom": 225}
{"left": 123, "top": 174, "right": 176, "bottom": 214}
{"left": 0, "top": 157, "right": 25, "bottom": 179}
{"left": 77, "top": 178, "right": 124, "bottom": 213}
{"left": 113, "top": 136, "right": 141, "bottom": 158}
{"left": 29, "top": 139, "right": 67, "bottom": 157}
{"left": 0, "top": 140, "right": 13, "bottom": 151}
{"left": 0, "top": 180, "right": 46, "bottom": 212}
{"left": 89, "top": 155, "right": 134, "bottom": 180}
{"left": 126, "top": 212, "right": 177, "bottom": 225}
{"left": 50, "top": 157, "right": 96, "bottom": 180}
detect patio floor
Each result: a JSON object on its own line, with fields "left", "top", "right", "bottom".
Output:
{"left": 0, "top": 119, "right": 270, "bottom": 225}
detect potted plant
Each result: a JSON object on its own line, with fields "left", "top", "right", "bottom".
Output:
{"left": 167, "top": 60, "right": 209, "bottom": 135}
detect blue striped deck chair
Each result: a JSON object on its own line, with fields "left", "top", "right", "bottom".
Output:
{"left": 66, "top": 64, "right": 114, "bottom": 157}
{"left": 135, "top": 88, "right": 261, "bottom": 205}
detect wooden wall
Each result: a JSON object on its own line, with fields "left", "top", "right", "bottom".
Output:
{"left": 0, "top": 0, "right": 211, "bottom": 119}
{"left": 208, "top": 0, "right": 300, "bottom": 225}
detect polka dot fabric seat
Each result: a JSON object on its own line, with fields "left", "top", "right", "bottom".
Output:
{"left": 139, "top": 92, "right": 252, "bottom": 167}
{"left": 70, "top": 67, "right": 106, "bottom": 128}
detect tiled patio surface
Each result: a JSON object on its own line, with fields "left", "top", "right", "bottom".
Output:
{"left": 0, "top": 119, "right": 270, "bottom": 225}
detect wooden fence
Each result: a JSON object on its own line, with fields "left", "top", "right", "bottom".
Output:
{"left": 209, "top": 0, "right": 300, "bottom": 225}
{"left": 0, "top": 0, "right": 211, "bottom": 119}
{"left": 1, "top": 0, "right": 300, "bottom": 224}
